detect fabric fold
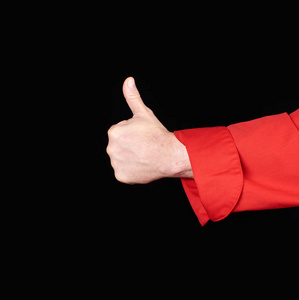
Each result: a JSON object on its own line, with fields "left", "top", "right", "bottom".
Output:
{"left": 174, "top": 127, "right": 243, "bottom": 225}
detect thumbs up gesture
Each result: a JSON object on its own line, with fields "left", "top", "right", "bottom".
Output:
{"left": 107, "top": 77, "right": 193, "bottom": 184}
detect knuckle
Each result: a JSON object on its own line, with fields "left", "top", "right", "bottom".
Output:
{"left": 108, "top": 120, "right": 128, "bottom": 139}
{"left": 107, "top": 125, "right": 116, "bottom": 138}
{"left": 108, "top": 121, "right": 126, "bottom": 139}
{"left": 128, "top": 91, "right": 140, "bottom": 98}
{"left": 115, "top": 171, "right": 134, "bottom": 185}
{"left": 115, "top": 171, "right": 126, "bottom": 184}
{"left": 106, "top": 144, "right": 111, "bottom": 155}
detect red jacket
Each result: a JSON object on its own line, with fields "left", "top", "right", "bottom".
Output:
{"left": 174, "top": 109, "right": 299, "bottom": 226}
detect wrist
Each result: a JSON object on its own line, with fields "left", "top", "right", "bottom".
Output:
{"left": 161, "top": 133, "right": 193, "bottom": 179}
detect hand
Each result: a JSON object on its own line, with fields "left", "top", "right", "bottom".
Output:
{"left": 107, "top": 77, "right": 193, "bottom": 184}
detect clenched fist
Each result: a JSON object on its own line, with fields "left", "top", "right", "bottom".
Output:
{"left": 107, "top": 77, "right": 193, "bottom": 184}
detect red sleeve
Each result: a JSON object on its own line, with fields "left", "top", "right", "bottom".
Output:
{"left": 174, "top": 109, "right": 299, "bottom": 226}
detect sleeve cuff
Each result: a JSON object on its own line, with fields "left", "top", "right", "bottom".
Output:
{"left": 290, "top": 109, "right": 299, "bottom": 131}
{"left": 174, "top": 127, "right": 243, "bottom": 226}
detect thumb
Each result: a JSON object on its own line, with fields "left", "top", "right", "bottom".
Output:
{"left": 123, "top": 77, "right": 148, "bottom": 115}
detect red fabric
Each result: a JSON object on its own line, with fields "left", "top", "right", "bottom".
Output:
{"left": 174, "top": 109, "right": 299, "bottom": 226}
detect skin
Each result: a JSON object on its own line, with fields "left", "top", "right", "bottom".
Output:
{"left": 107, "top": 77, "right": 193, "bottom": 184}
